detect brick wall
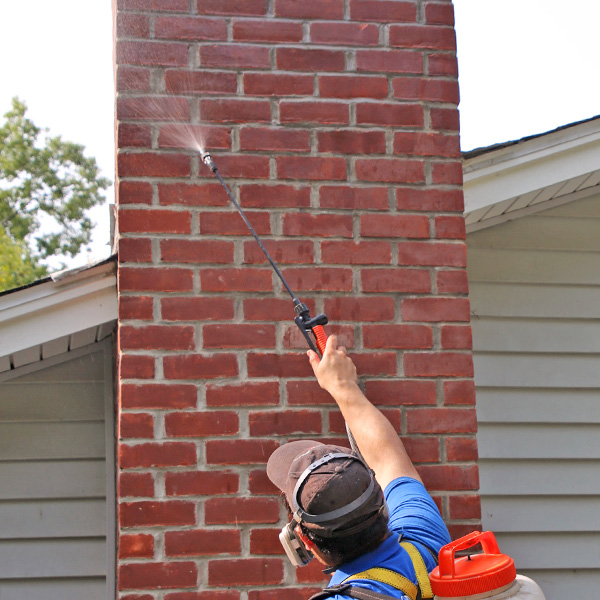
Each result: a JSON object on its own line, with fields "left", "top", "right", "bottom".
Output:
{"left": 114, "top": 0, "right": 480, "bottom": 597}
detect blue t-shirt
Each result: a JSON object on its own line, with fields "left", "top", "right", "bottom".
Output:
{"left": 325, "top": 477, "right": 451, "bottom": 599}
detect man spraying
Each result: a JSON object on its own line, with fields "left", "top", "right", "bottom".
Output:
{"left": 267, "top": 335, "right": 451, "bottom": 600}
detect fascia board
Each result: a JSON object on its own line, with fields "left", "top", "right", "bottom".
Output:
{"left": 463, "top": 122, "right": 600, "bottom": 214}
{"left": 0, "top": 264, "right": 117, "bottom": 358}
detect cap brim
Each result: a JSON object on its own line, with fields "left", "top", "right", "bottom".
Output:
{"left": 266, "top": 440, "right": 324, "bottom": 494}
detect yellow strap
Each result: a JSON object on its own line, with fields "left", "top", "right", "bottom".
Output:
{"left": 400, "top": 542, "right": 434, "bottom": 599}
{"left": 342, "top": 567, "right": 418, "bottom": 600}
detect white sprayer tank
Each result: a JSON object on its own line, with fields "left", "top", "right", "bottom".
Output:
{"left": 429, "top": 531, "right": 546, "bottom": 600}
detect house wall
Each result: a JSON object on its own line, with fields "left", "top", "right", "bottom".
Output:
{"left": 114, "top": 1, "right": 479, "bottom": 597}
{"left": 0, "top": 342, "right": 115, "bottom": 600}
{"left": 467, "top": 195, "right": 600, "bottom": 600}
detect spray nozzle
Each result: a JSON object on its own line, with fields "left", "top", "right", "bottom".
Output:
{"left": 200, "top": 150, "right": 217, "bottom": 172}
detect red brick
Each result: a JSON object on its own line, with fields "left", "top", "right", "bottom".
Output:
{"left": 209, "top": 559, "right": 284, "bottom": 586}
{"left": 158, "top": 183, "right": 228, "bottom": 208}
{"left": 200, "top": 99, "right": 271, "bottom": 124}
{"left": 166, "top": 470, "right": 239, "bottom": 496}
{"left": 166, "top": 529, "right": 241, "bottom": 556}
{"left": 159, "top": 124, "right": 231, "bottom": 150}
{"left": 120, "top": 412, "right": 154, "bottom": 438}
{"left": 435, "top": 215, "right": 466, "bottom": 239}
{"left": 277, "top": 48, "right": 345, "bottom": 72}
{"left": 286, "top": 381, "right": 335, "bottom": 406}
{"left": 161, "top": 240, "right": 234, "bottom": 264}
{"left": 321, "top": 241, "right": 391, "bottom": 265}
{"left": 363, "top": 379, "right": 437, "bottom": 406}
{"left": 203, "top": 324, "right": 276, "bottom": 348}
{"left": 119, "top": 0, "right": 188, "bottom": 9}
{"left": 402, "top": 298, "right": 470, "bottom": 322}
{"left": 117, "top": 66, "right": 151, "bottom": 92}
{"left": 280, "top": 101, "right": 349, "bottom": 125}
{"left": 274, "top": 0, "right": 344, "bottom": 19}
{"left": 363, "top": 324, "right": 433, "bottom": 349}
{"left": 361, "top": 268, "right": 431, "bottom": 293}
{"left": 325, "top": 297, "right": 395, "bottom": 322}
{"left": 196, "top": 0, "right": 267, "bottom": 15}
{"left": 250, "top": 528, "right": 283, "bottom": 555}
{"left": 317, "top": 130, "right": 386, "bottom": 154}
{"left": 161, "top": 297, "right": 235, "bottom": 321}
{"left": 120, "top": 442, "right": 197, "bottom": 469}
{"left": 397, "top": 241, "right": 466, "bottom": 267}
{"left": 166, "top": 593, "right": 240, "bottom": 600}
{"left": 119, "top": 181, "right": 153, "bottom": 205}
{"left": 280, "top": 267, "right": 353, "bottom": 292}
{"left": 120, "top": 354, "right": 155, "bottom": 378}
{"left": 355, "top": 159, "right": 425, "bottom": 183}
{"left": 119, "top": 238, "right": 153, "bottom": 263}
{"left": 397, "top": 187, "right": 464, "bottom": 212}
{"left": 442, "top": 325, "right": 473, "bottom": 349}
{"left": 244, "top": 240, "right": 314, "bottom": 265}
{"left": 121, "top": 383, "right": 197, "bottom": 409}
{"left": 319, "top": 75, "right": 388, "bottom": 100}
{"left": 118, "top": 96, "right": 191, "bottom": 121}
{"left": 239, "top": 127, "right": 310, "bottom": 152}
{"left": 119, "top": 534, "right": 154, "bottom": 560}
{"left": 205, "top": 498, "right": 280, "bottom": 524}
{"left": 394, "top": 132, "right": 460, "bottom": 157}
{"left": 249, "top": 469, "right": 279, "bottom": 494}
{"left": 249, "top": 410, "right": 321, "bottom": 436}
{"left": 165, "top": 411, "right": 239, "bottom": 437}
{"left": 247, "top": 353, "right": 313, "bottom": 378}
{"left": 120, "top": 325, "right": 195, "bottom": 350}
{"left": 240, "top": 184, "right": 311, "bottom": 208}
{"left": 233, "top": 19, "right": 303, "bottom": 42}
{"left": 243, "top": 298, "right": 298, "bottom": 321}
{"left": 444, "top": 380, "right": 476, "bottom": 406}
{"left": 392, "top": 78, "right": 459, "bottom": 104}
{"left": 437, "top": 270, "right": 469, "bottom": 294}
{"left": 119, "top": 561, "right": 197, "bottom": 590}
{"left": 119, "top": 472, "right": 155, "bottom": 498}
{"left": 119, "top": 123, "right": 152, "bottom": 148}
{"left": 356, "top": 50, "right": 422, "bottom": 74}
{"left": 206, "top": 439, "right": 280, "bottom": 464}
{"left": 348, "top": 352, "right": 397, "bottom": 376}
{"left": 283, "top": 213, "right": 353, "bottom": 238}
{"left": 350, "top": 0, "right": 416, "bottom": 22}
{"left": 320, "top": 187, "right": 389, "bottom": 210}
{"left": 418, "top": 465, "right": 479, "bottom": 492}
{"left": 389, "top": 25, "right": 456, "bottom": 50}
{"left": 120, "top": 500, "right": 196, "bottom": 527}
{"left": 200, "top": 44, "right": 271, "bottom": 69}
{"left": 117, "top": 40, "right": 188, "bottom": 66}
{"left": 404, "top": 352, "right": 474, "bottom": 378}
{"left": 446, "top": 438, "right": 479, "bottom": 463}
{"left": 277, "top": 156, "right": 347, "bottom": 181}
{"left": 119, "top": 296, "right": 154, "bottom": 321}
{"left": 296, "top": 559, "right": 330, "bottom": 583}
{"left": 428, "top": 53, "right": 458, "bottom": 77}
{"left": 155, "top": 16, "right": 227, "bottom": 40}
{"left": 118, "top": 152, "right": 191, "bottom": 177}
{"left": 433, "top": 161, "right": 463, "bottom": 185}
{"left": 119, "top": 209, "right": 191, "bottom": 234}
{"left": 117, "top": 13, "right": 150, "bottom": 37}
{"left": 312, "top": 22, "right": 379, "bottom": 46}
{"left": 431, "top": 107, "right": 460, "bottom": 131}
{"left": 243, "top": 73, "right": 314, "bottom": 96}
{"left": 356, "top": 103, "right": 423, "bottom": 127}
{"left": 426, "top": 2, "right": 455, "bottom": 25}
{"left": 199, "top": 155, "right": 271, "bottom": 179}
{"left": 448, "top": 494, "right": 481, "bottom": 520}
{"left": 361, "top": 214, "right": 429, "bottom": 239}
{"left": 164, "top": 71, "right": 236, "bottom": 97}
{"left": 407, "top": 407, "right": 477, "bottom": 434}
{"left": 200, "top": 268, "right": 273, "bottom": 292}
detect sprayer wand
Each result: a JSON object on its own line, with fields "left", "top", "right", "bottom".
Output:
{"left": 201, "top": 151, "right": 328, "bottom": 357}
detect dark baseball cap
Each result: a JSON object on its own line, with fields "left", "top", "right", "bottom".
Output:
{"left": 266, "top": 440, "right": 386, "bottom": 537}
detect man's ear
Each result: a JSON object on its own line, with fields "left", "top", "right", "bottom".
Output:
{"left": 295, "top": 525, "right": 316, "bottom": 552}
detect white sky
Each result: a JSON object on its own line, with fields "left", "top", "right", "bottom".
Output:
{"left": 1, "top": 0, "right": 598, "bottom": 268}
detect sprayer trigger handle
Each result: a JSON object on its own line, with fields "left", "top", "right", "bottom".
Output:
{"left": 312, "top": 325, "right": 327, "bottom": 356}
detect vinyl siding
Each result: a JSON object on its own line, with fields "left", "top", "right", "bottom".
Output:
{"left": 467, "top": 195, "right": 600, "bottom": 600}
{"left": 0, "top": 343, "right": 114, "bottom": 600}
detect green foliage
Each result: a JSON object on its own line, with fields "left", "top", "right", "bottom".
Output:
{"left": 0, "top": 97, "right": 110, "bottom": 291}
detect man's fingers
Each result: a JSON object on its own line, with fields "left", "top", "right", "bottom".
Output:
{"left": 307, "top": 349, "right": 320, "bottom": 373}
{"left": 325, "top": 334, "right": 338, "bottom": 353}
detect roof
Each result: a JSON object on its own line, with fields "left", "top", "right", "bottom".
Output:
{"left": 462, "top": 115, "right": 600, "bottom": 231}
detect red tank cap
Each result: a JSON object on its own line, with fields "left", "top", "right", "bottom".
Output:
{"left": 429, "top": 531, "right": 517, "bottom": 598}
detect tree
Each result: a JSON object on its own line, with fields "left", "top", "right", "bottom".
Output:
{"left": 0, "top": 97, "right": 110, "bottom": 291}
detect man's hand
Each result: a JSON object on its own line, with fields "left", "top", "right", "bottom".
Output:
{"left": 307, "top": 335, "right": 358, "bottom": 396}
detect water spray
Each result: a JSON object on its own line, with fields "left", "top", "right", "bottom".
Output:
{"left": 200, "top": 150, "right": 328, "bottom": 357}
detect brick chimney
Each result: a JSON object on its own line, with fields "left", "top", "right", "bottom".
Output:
{"left": 114, "top": 0, "right": 479, "bottom": 596}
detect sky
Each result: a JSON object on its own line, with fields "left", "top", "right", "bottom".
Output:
{"left": 1, "top": 0, "right": 598, "bottom": 268}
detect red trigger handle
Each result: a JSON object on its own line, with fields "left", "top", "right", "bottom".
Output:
{"left": 312, "top": 325, "right": 328, "bottom": 356}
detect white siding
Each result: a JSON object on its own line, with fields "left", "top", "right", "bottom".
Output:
{"left": 467, "top": 196, "right": 600, "bottom": 600}
{"left": 0, "top": 343, "right": 114, "bottom": 600}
